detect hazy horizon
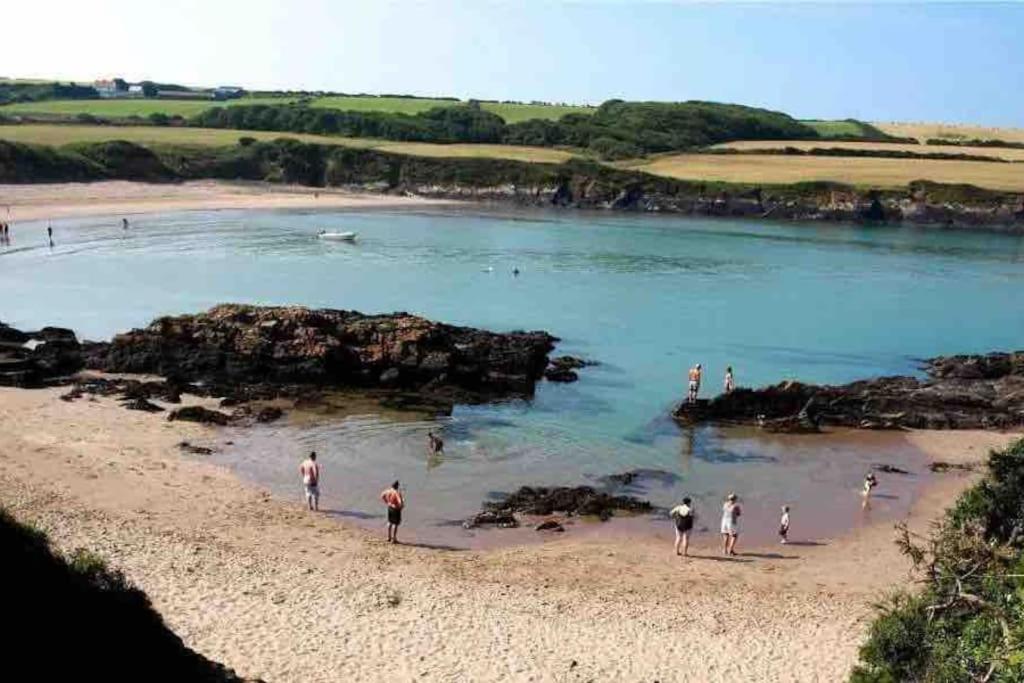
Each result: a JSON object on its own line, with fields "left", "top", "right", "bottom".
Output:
{"left": 3, "top": 1, "right": 1022, "bottom": 127}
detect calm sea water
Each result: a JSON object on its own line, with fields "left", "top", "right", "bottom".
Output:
{"left": 3, "top": 208, "right": 1022, "bottom": 545}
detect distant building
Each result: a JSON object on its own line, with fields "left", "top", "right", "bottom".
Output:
{"left": 128, "top": 84, "right": 145, "bottom": 97}
{"left": 94, "top": 78, "right": 129, "bottom": 98}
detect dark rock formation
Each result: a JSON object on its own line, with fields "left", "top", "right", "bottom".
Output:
{"left": 85, "top": 304, "right": 558, "bottom": 403}
{"left": 177, "top": 441, "right": 214, "bottom": 455}
{"left": 0, "top": 322, "right": 83, "bottom": 387}
{"left": 255, "top": 406, "right": 284, "bottom": 423}
{"left": 463, "top": 510, "right": 519, "bottom": 529}
{"left": 123, "top": 397, "right": 164, "bottom": 413}
{"left": 929, "top": 461, "right": 976, "bottom": 473}
{"left": 534, "top": 519, "right": 566, "bottom": 532}
{"left": 599, "top": 468, "right": 680, "bottom": 490}
{"left": 484, "top": 485, "right": 652, "bottom": 522}
{"left": 543, "top": 355, "right": 596, "bottom": 383}
{"left": 673, "top": 352, "right": 1024, "bottom": 431}
{"left": 873, "top": 464, "right": 912, "bottom": 475}
{"left": 167, "top": 406, "right": 232, "bottom": 426}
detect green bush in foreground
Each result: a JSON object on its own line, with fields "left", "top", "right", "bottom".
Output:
{"left": 851, "top": 439, "right": 1024, "bottom": 682}
{"left": 1, "top": 507, "right": 252, "bottom": 682}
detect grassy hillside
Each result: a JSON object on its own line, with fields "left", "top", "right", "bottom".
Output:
{"left": 0, "top": 124, "right": 573, "bottom": 163}
{"left": 0, "top": 97, "right": 294, "bottom": 118}
{"left": 310, "top": 96, "right": 589, "bottom": 123}
{"left": 3, "top": 507, "right": 249, "bottom": 682}
{"left": 627, "top": 152, "right": 1024, "bottom": 192}
{"left": 851, "top": 439, "right": 1024, "bottom": 683}
{"left": 713, "top": 139, "right": 1024, "bottom": 162}
{"left": 802, "top": 119, "right": 902, "bottom": 141}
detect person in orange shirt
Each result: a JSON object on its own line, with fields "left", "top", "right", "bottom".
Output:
{"left": 381, "top": 480, "right": 405, "bottom": 543}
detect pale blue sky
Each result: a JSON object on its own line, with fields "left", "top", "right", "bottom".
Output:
{"left": 2, "top": 1, "right": 1021, "bottom": 125}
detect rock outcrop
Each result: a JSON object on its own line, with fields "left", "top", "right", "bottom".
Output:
{"left": 469, "top": 485, "right": 653, "bottom": 528}
{"left": 85, "top": 304, "right": 559, "bottom": 403}
{"left": 0, "top": 322, "right": 83, "bottom": 387}
{"left": 673, "top": 352, "right": 1024, "bottom": 431}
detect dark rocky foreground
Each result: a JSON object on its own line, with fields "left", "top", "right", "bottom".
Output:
{"left": 0, "top": 322, "right": 83, "bottom": 387}
{"left": 674, "top": 352, "right": 1024, "bottom": 431}
{"left": 82, "top": 304, "right": 559, "bottom": 403}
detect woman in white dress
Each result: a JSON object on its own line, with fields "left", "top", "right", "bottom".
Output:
{"left": 720, "top": 493, "right": 742, "bottom": 556}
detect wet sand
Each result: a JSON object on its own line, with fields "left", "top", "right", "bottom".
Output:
{"left": 1, "top": 384, "right": 1018, "bottom": 681}
{"left": 0, "top": 180, "right": 452, "bottom": 222}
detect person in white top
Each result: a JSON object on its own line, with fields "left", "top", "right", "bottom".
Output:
{"left": 720, "top": 493, "right": 742, "bottom": 556}
{"left": 669, "top": 497, "right": 696, "bottom": 557}
{"left": 299, "top": 451, "right": 321, "bottom": 511}
{"left": 724, "top": 366, "right": 735, "bottom": 394}
{"left": 779, "top": 505, "right": 790, "bottom": 544}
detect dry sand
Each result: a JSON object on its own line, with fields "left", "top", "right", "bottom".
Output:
{"left": 0, "top": 180, "right": 451, "bottom": 223}
{"left": 1, "top": 385, "right": 1018, "bottom": 682}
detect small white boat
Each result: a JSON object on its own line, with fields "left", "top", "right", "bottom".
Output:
{"left": 318, "top": 230, "right": 358, "bottom": 242}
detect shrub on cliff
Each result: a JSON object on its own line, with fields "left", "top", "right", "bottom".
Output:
{"left": 1, "top": 507, "right": 251, "bottom": 682}
{"left": 850, "top": 439, "right": 1024, "bottom": 682}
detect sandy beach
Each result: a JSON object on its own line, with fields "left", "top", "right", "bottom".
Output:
{"left": 1, "top": 384, "right": 1017, "bottom": 682}
{"left": 0, "top": 181, "right": 452, "bottom": 223}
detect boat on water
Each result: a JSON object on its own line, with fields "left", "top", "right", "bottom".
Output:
{"left": 317, "top": 230, "right": 358, "bottom": 242}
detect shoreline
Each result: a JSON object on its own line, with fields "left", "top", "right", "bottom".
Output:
{"left": 0, "top": 180, "right": 455, "bottom": 223}
{"left": 1, "top": 384, "right": 1018, "bottom": 681}
{"left": 2, "top": 177, "right": 1023, "bottom": 234}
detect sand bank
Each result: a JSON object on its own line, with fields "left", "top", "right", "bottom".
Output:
{"left": 0, "top": 180, "right": 452, "bottom": 222}
{"left": 0, "top": 386, "right": 1017, "bottom": 682}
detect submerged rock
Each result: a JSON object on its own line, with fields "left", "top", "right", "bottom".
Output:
{"left": 543, "top": 355, "right": 596, "bottom": 383}
{"left": 177, "top": 441, "right": 214, "bottom": 455}
{"left": 122, "top": 397, "right": 164, "bottom": 413}
{"left": 673, "top": 352, "right": 1024, "bottom": 431}
{"left": 484, "top": 485, "right": 651, "bottom": 521}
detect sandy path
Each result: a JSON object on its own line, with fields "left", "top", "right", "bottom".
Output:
{"left": 0, "top": 386, "right": 1017, "bottom": 682}
{"left": 0, "top": 180, "right": 452, "bottom": 223}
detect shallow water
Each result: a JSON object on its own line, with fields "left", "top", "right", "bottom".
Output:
{"left": 2, "top": 207, "right": 1022, "bottom": 546}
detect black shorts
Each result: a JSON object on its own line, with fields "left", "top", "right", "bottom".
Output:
{"left": 674, "top": 516, "right": 693, "bottom": 533}
{"left": 388, "top": 507, "right": 402, "bottom": 525}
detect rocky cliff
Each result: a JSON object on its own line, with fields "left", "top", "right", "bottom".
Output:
{"left": 85, "top": 304, "right": 558, "bottom": 402}
{"left": 673, "top": 352, "right": 1024, "bottom": 431}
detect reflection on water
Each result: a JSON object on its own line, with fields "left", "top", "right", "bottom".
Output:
{"left": 2, "top": 207, "right": 1022, "bottom": 546}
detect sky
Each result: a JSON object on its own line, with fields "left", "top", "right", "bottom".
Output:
{"left": 2, "top": 1, "right": 1022, "bottom": 126}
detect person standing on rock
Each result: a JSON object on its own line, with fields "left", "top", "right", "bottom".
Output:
{"left": 299, "top": 451, "right": 321, "bottom": 511}
{"left": 687, "top": 363, "right": 702, "bottom": 402}
{"left": 670, "top": 497, "right": 696, "bottom": 557}
{"left": 381, "top": 481, "right": 405, "bottom": 544}
{"left": 720, "top": 493, "right": 741, "bottom": 556}
{"left": 724, "top": 366, "right": 735, "bottom": 394}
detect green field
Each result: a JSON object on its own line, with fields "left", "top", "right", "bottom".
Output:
{"left": 309, "top": 96, "right": 590, "bottom": 123}
{"left": 1, "top": 95, "right": 591, "bottom": 123}
{"left": 0, "top": 97, "right": 294, "bottom": 118}
{"left": 801, "top": 120, "right": 869, "bottom": 138}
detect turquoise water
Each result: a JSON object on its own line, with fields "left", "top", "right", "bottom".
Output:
{"left": 2, "top": 208, "right": 1023, "bottom": 544}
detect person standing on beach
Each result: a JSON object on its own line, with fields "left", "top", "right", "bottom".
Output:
{"left": 687, "top": 363, "right": 702, "bottom": 402}
{"left": 47, "top": 225, "right": 53, "bottom": 245}
{"left": 779, "top": 505, "right": 790, "bottom": 544}
{"left": 299, "top": 451, "right": 321, "bottom": 511}
{"left": 862, "top": 472, "right": 878, "bottom": 508}
{"left": 724, "top": 366, "right": 735, "bottom": 394}
{"left": 670, "top": 497, "right": 696, "bottom": 557}
{"left": 381, "top": 481, "right": 404, "bottom": 543}
{"left": 720, "top": 493, "right": 741, "bottom": 556}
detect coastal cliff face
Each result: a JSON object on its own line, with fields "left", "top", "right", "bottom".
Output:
{"left": 85, "top": 304, "right": 558, "bottom": 401}
{"left": 674, "top": 352, "right": 1024, "bottom": 431}
{"left": 4, "top": 139, "right": 1024, "bottom": 231}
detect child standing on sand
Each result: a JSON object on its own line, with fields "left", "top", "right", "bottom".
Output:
{"left": 779, "top": 505, "right": 790, "bottom": 544}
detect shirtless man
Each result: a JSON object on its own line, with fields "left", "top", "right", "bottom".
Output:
{"left": 381, "top": 481, "right": 404, "bottom": 543}
{"left": 299, "top": 451, "right": 321, "bottom": 511}
{"left": 687, "top": 363, "right": 703, "bottom": 402}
